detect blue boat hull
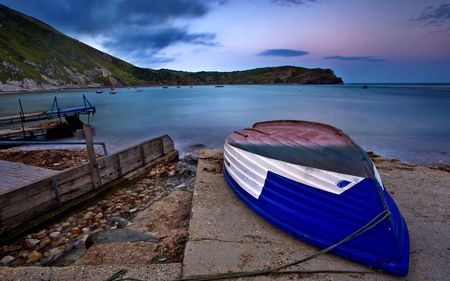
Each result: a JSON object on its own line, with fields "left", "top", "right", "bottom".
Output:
{"left": 224, "top": 167, "right": 409, "bottom": 276}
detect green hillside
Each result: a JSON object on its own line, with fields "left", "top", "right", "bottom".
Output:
{"left": 0, "top": 4, "right": 342, "bottom": 91}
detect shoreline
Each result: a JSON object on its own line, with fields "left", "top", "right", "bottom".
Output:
{"left": 2, "top": 145, "right": 449, "bottom": 172}
{"left": 0, "top": 82, "right": 347, "bottom": 95}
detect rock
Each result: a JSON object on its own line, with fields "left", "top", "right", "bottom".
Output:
{"left": 40, "top": 237, "right": 51, "bottom": 248}
{"left": 25, "top": 238, "right": 41, "bottom": 248}
{"left": 82, "top": 227, "right": 90, "bottom": 234}
{"left": 61, "top": 222, "right": 71, "bottom": 229}
{"left": 48, "top": 247, "right": 65, "bottom": 261}
{"left": 129, "top": 208, "right": 138, "bottom": 213}
{"left": 83, "top": 211, "right": 95, "bottom": 220}
{"left": 85, "top": 229, "right": 159, "bottom": 249}
{"left": 95, "top": 212, "right": 104, "bottom": 219}
{"left": 117, "top": 218, "right": 129, "bottom": 229}
{"left": 49, "top": 231, "right": 61, "bottom": 239}
{"left": 36, "top": 230, "right": 47, "bottom": 239}
{"left": 168, "top": 169, "right": 176, "bottom": 176}
{"left": 1, "top": 255, "right": 15, "bottom": 265}
{"left": 70, "top": 227, "right": 82, "bottom": 235}
{"left": 26, "top": 250, "right": 42, "bottom": 263}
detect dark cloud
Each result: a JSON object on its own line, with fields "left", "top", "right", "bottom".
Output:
{"left": 0, "top": 0, "right": 221, "bottom": 66}
{"left": 0, "top": 0, "right": 210, "bottom": 34}
{"left": 324, "top": 56, "right": 387, "bottom": 62}
{"left": 258, "top": 49, "right": 309, "bottom": 57}
{"left": 271, "top": 0, "right": 318, "bottom": 7}
{"left": 103, "top": 27, "right": 219, "bottom": 54}
{"left": 409, "top": 3, "right": 450, "bottom": 30}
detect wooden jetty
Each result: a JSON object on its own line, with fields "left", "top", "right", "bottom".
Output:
{"left": 0, "top": 95, "right": 95, "bottom": 141}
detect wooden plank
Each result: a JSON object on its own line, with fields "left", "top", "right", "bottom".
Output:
{"left": 83, "top": 124, "right": 101, "bottom": 187}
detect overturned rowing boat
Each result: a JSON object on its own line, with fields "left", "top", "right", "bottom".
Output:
{"left": 223, "top": 120, "right": 409, "bottom": 276}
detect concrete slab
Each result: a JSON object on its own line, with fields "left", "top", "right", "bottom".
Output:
{"left": 183, "top": 149, "right": 450, "bottom": 280}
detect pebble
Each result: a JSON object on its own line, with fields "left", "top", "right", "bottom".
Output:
{"left": 61, "top": 222, "right": 71, "bottom": 229}
{"left": 129, "top": 208, "right": 138, "bottom": 213}
{"left": 83, "top": 211, "right": 95, "bottom": 220}
{"left": 95, "top": 212, "right": 104, "bottom": 219}
{"left": 36, "top": 230, "right": 47, "bottom": 239}
{"left": 82, "top": 227, "right": 90, "bottom": 234}
{"left": 1, "top": 255, "right": 15, "bottom": 265}
{"left": 25, "top": 238, "right": 40, "bottom": 248}
{"left": 48, "top": 247, "right": 64, "bottom": 260}
{"left": 49, "top": 232, "right": 61, "bottom": 239}
{"left": 26, "top": 250, "right": 42, "bottom": 263}
{"left": 71, "top": 227, "right": 82, "bottom": 235}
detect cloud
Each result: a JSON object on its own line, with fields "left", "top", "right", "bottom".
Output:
{"left": 409, "top": 3, "right": 450, "bottom": 30}
{"left": 324, "top": 56, "right": 387, "bottom": 62}
{"left": 258, "top": 49, "right": 309, "bottom": 57}
{"left": 0, "top": 0, "right": 211, "bottom": 34}
{"left": 0, "top": 0, "right": 221, "bottom": 67}
{"left": 271, "top": 0, "right": 318, "bottom": 7}
{"left": 103, "top": 27, "right": 219, "bottom": 54}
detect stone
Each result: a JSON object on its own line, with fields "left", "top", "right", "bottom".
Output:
{"left": 1, "top": 255, "right": 15, "bottom": 265}
{"left": 129, "top": 208, "right": 138, "bottom": 213}
{"left": 83, "top": 211, "right": 95, "bottom": 220}
{"left": 82, "top": 227, "right": 90, "bottom": 234}
{"left": 48, "top": 247, "right": 64, "bottom": 260}
{"left": 70, "top": 227, "right": 82, "bottom": 235}
{"left": 26, "top": 250, "right": 42, "bottom": 263}
{"left": 40, "top": 237, "right": 51, "bottom": 248}
{"left": 85, "top": 229, "right": 159, "bottom": 249}
{"left": 25, "top": 238, "right": 41, "bottom": 248}
{"left": 95, "top": 212, "right": 104, "bottom": 219}
{"left": 49, "top": 231, "right": 61, "bottom": 239}
{"left": 61, "top": 222, "right": 71, "bottom": 229}
{"left": 36, "top": 230, "right": 47, "bottom": 239}
{"left": 117, "top": 218, "right": 129, "bottom": 229}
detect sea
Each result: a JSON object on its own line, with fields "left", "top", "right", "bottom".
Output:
{"left": 0, "top": 84, "right": 449, "bottom": 165}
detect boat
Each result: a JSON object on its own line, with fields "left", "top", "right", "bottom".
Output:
{"left": 215, "top": 85, "right": 224, "bottom": 88}
{"left": 223, "top": 120, "right": 409, "bottom": 276}
{"left": 96, "top": 90, "right": 103, "bottom": 94}
{"left": 109, "top": 87, "right": 117, "bottom": 94}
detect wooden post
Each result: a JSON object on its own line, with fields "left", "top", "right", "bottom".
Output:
{"left": 83, "top": 124, "right": 101, "bottom": 187}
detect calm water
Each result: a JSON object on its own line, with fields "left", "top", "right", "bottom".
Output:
{"left": 0, "top": 84, "right": 449, "bottom": 164}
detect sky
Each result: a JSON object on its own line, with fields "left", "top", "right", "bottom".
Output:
{"left": 1, "top": 0, "right": 450, "bottom": 83}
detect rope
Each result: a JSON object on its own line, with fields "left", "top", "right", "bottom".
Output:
{"left": 105, "top": 210, "right": 390, "bottom": 281}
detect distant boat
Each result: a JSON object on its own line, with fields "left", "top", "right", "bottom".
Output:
{"left": 215, "top": 85, "right": 224, "bottom": 88}
{"left": 362, "top": 85, "right": 368, "bottom": 89}
{"left": 96, "top": 90, "right": 103, "bottom": 94}
{"left": 162, "top": 86, "right": 169, "bottom": 89}
{"left": 110, "top": 87, "right": 117, "bottom": 94}
{"left": 177, "top": 86, "right": 181, "bottom": 88}
{"left": 224, "top": 120, "right": 410, "bottom": 276}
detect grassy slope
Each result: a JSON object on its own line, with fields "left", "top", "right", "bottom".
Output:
{"left": 0, "top": 5, "right": 342, "bottom": 87}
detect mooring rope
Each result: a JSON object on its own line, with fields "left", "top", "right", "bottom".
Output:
{"left": 104, "top": 209, "right": 390, "bottom": 281}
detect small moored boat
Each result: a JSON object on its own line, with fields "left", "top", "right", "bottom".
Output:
{"left": 223, "top": 120, "right": 409, "bottom": 276}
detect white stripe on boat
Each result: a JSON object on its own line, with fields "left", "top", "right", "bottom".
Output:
{"left": 224, "top": 142, "right": 365, "bottom": 199}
